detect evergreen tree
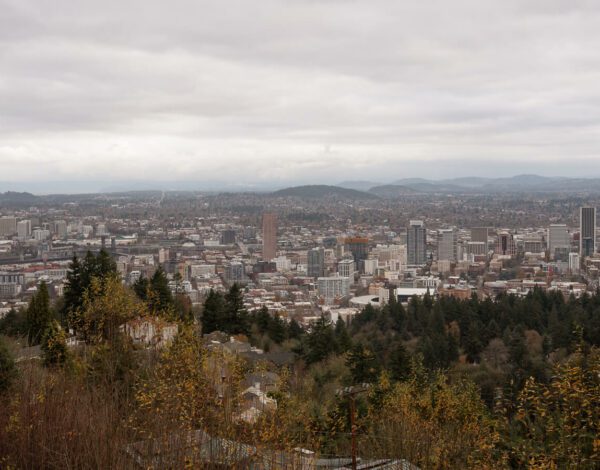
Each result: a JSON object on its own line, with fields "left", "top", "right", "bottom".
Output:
{"left": 267, "top": 314, "right": 287, "bottom": 344}
{"left": 389, "top": 341, "right": 411, "bottom": 381}
{"left": 288, "top": 318, "right": 304, "bottom": 340}
{"left": 303, "top": 316, "right": 337, "bottom": 364}
{"left": 26, "top": 282, "right": 53, "bottom": 346}
{"left": 0, "top": 338, "right": 17, "bottom": 393}
{"left": 224, "top": 283, "right": 249, "bottom": 335}
{"left": 0, "top": 307, "right": 28, "bottom": 337}
{"left": 201, "top": 290, "right": 226, "bottom": 334}
{"left": 133, "top": 276, "right": 149, "bottom": 301}
{"left": 63, "top": 255, "right": 83, "bottom": 318}
{"left": 149, "top": 267, "right": 174, "bottom": 313}
{"left": 334, "top": 318, "right": 352, "bottom": 353}
{"left": 346, "top": 343, "right": 379, "bottom": 384}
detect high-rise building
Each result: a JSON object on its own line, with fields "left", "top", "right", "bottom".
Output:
{"left": 53, "top": 220, "right": 68, "bottom": 239}
{"left": 548, "top": 224, "right": 570, "bottom": 260}
{"left": 437, "top": 229, "right": 457, "bottom": 262}
{"left": 471, "top": 227, "right": 489, "bottom": 245}
{"left": 407, "top": 220, "right": 427, "bottom": 265}
{"left": 496, "top": 231, "right": 516, "bottom": 256}
{"left": 317, "top": 276, "right": 350, "bottom": 304}
{"left": 17, "top": 220, "right": 31, "bottom": 240}
{"left": 307, "top": 247, "right": 325, "bottom": 279}
{"left": 262, "top": 213, "right": 277, "bottom": 261}
{"left": 569, "top": 252, "right": 581, "bottom": 274}
{"left": 337, "top": 258, "right": 355, "bottom": 278}
{"left": 0, "top": 217, "right": 17, "bottom": 236}
{"left": 225, "top": 261, "right": 244, "bottom": 283}
{"left": 580, "top": 207, "right": 596, "bottom": 257}
{"left": 345, "top": 237, "right": 369, "bottom": 272}
{"left": 523, "top": 235, "right": 544, "bottom": 254}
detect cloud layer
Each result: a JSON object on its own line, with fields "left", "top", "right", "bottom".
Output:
{"left": 2, "top": 0, "right": 600, "bottom": 185}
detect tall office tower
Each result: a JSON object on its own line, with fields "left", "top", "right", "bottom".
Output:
{"left": 262, "top": 213, "right": 278, "bottom": 261}
{"left": 407, "top": 220, "right": 427, "bottom": 265}
{"left": 437, "top": 229, "right": 457, "bottom": 262}
{"left": 569, "top": 252, "right": 581, "bottom": 274}
{"left": 471, "top": 227, "right": 489, "bottom": 245}
{"left": 345, "top": 237, "right": 369, "bottom": 272}
{"left": 53, "top": 220, "right": 68, "bottom": 239}
{"left": 17, "top": 220, "right": 31, "bottom": 240}
{"left": 337, "top": 258, "right": 355, "bottom": 278}
{"left": 0, "top": 217, "right": 17, "bottom": 236}
{"left": 307, "top": 247, "right": 325, "bottom": 279}
{"left": 496, "top": 231, "right": 516, "bottom": 256}
{"left": 580, "top": 207, "right": 596, "bottom": 257}
{"left": 548, "top": 224, "right": 570, "bottom": 260}
{"left": 317, "top": 276, "right": 351, "bottom": 304}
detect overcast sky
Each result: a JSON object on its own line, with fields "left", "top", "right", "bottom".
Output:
{"left": 2, "top": 0, "right": 600, "bottom": 189}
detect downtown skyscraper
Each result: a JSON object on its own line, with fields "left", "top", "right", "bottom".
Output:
{"left": 262, "top": 213, "right": 278, "bottom": 261}
{"left": 407, "top": 220, "right": 427, "bottom": 265}
{"left": 580, "top": 207, "right": 596, "bottom": 257}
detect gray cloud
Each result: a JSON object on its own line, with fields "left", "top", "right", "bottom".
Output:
{"left": 1, "top": 0, "right": 600, "bottom": 186}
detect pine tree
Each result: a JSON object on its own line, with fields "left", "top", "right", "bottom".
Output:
{"left": 267, "top": 314, "right": 287, "bottom": 344}
{"left": 149, "top": 267, "right": 174, "bottom": 313}
{"left": 334, "top": 317, "right": 352, "bottom": 353}
{"left": 346, "top": 343, "right": 379, "bottom": 384}
{"left": 389, "top": 341, "right": 411, "bottom": 381}
{"left": 303, "top": 316, "right": 337, "bottom": 364}
{"left": 201, "top": 290, "right": 226, "bottom": 334}
{"left": 0, "top": 338, "right": 17, "bottom": 393}
{"left": 27, "top": 282, "right": 53, "bottom": 346}
{"left": 63, "top": 255, "right": 83, "bottom": 319}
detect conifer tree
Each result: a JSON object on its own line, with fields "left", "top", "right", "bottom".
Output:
{"left": 27, "top": 281, "right": 53, "bottom": 346}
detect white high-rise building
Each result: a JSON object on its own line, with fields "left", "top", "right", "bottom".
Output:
{"left": 548, "top": 224, "right": 570, "bottom": 260}
{"left": 0, "top": 217, "right": 17, "bottom": 236}
{"left": 317, "top": 276, "right": 350, "bottom": 304}
{"left": 337, "top": 258, "right": 355, "bottom": 278}
{"left": 17, "top": 220, "right": 31, "bottom": 239}
{"left": 437, "top": 229, "right": 457, "bottom": 262}
{"left": 569, "top": 252, "right": 580, "bottom": 274}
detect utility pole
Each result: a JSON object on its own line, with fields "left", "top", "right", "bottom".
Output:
{"left": 336, "top": 383, "right": 370, "bottom": 470}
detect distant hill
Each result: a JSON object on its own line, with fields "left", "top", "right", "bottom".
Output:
{"left": 270, "top": 185, "right": 379, "bottom": 200}
{"left": 338, "top": 180, "right": 382, "bottom": 192}
{"left": 384, "top": 175, "right": 600, "bottom": 193}
{"left": 0, "top": 191, "right": 40, "bottom": 205}
{"left": 368, "top": 184, "right": 416, "bottom": 198}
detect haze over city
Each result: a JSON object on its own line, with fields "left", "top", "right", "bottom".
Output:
{"left": 3, "top": 2, "right": 600, "bottom": 468}
{"left": 2, "top": 0, "right": 600, "bottom": 188}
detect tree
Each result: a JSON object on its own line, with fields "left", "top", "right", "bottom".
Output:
{"left": 506, "top": 349, "right": 600, "bottom": 467}
{"left": 80, "top": 274, "right": 145, "bottom": 344}
{"left": 334, "top": 318, "right": 352, "bottom": 353}
{"left": 303, "top": 316, "right": 337, "bottom": 364}
{"left": 201, "top": 290, "right": 226, "bottom": 334}
{"left": 389, "top": 341, "right": 411, "bottom": 381}
{"left": 26, "top": 282, "right": 53, "bottom": 346}
{"left": 346, "top": 343, "right": 379, "bottom": 384}
{"left": 0, "top": 338, "right": 17, "bottom": 393}
{"left": 64, "top": 250, "right": 118, "bottom": 333}
{"left": 224, "top": 283, "right": 249, "bottom": 335}
{"left": 267, "top": 314, "right": 287, "bottom": 344}
{"left": 149, "top": 267, "right": 174, "bottom": 313}
{"left": 0, "top": 307, "right": 28, "bottom": 337}
{"left": 41, "top": 320, "right": 70, "bottom": 367}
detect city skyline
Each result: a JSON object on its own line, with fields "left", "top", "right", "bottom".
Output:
{"left": 3, "top": 1, "right": 600, "bottom": 185}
